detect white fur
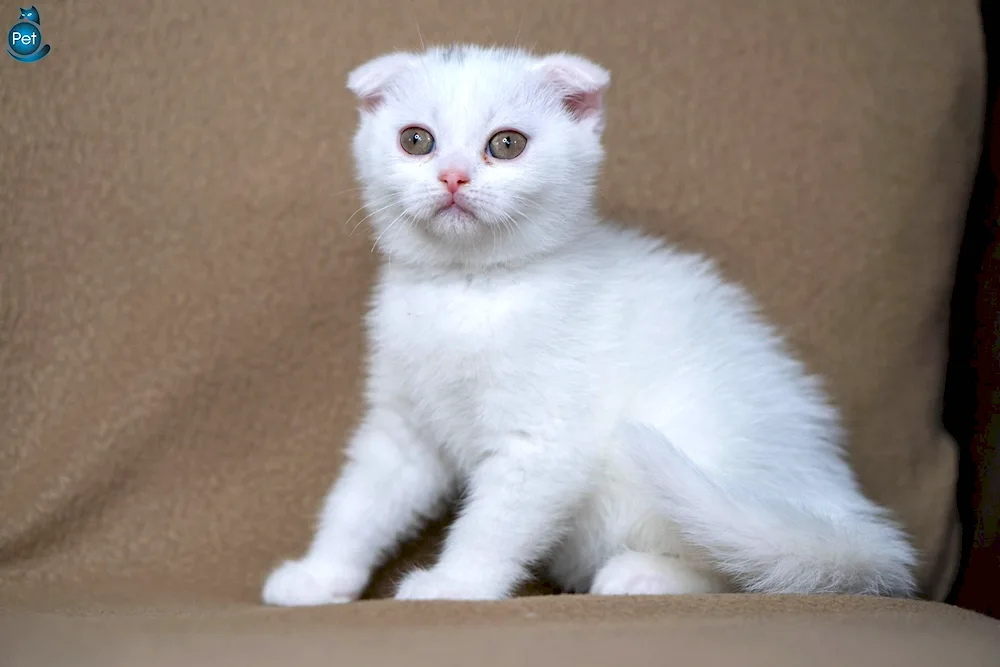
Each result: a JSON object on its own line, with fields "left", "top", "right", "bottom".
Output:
{"left": 261, "top": 44, "right": 917, "bottom": 606}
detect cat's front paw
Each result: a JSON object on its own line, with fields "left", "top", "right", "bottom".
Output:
{"left": 394, "top": 567, "right": 505, "bottom": 601}
{"left": 262, "top": 558, "right": 368, "bottom": 606}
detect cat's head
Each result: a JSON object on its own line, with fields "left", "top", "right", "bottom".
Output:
{"left": 347, "top": 45, "right": 610, "bottom": 267}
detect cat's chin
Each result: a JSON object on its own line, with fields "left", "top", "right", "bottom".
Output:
{"left": 425, "top": 207, "right": 483, "bottom": 240}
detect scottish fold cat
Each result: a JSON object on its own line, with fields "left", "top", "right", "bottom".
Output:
{"left": 262, "top": 45, "right": 917, "bottom": 604}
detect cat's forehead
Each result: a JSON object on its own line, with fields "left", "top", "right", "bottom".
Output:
{"left": 390, "top": 47, "right": 546, "bottom": 120}
{"left": 422, "top": 45, "right": 534, "bottom": 84}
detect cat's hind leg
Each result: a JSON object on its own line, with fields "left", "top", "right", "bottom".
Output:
{"left": 589, "top": 551, "right": 728, "bottom": 596}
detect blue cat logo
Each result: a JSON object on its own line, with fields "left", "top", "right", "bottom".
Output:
{"left": 7, "top": 5, "right": 50, "bottom": 63}
{"left": 19, "top": 6, "right": 40, "bottom": 23}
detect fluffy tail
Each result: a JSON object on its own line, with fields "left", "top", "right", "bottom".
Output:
{"left": 624, "top": 425, "right": 918, "bottom": 596}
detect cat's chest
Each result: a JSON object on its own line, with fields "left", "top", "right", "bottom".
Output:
{"left": 371, "top": 273, "right": 541, "bottom": 365}
{"left": 370, "top": 274, "right": 553, "bottom": 453}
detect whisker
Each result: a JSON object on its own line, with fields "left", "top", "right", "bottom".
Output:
{"left": 498, "top": 210, "right": 519, "bottom": 237}
{"left": 598, "top": 189, "right": 619, "bottom": 217}
{"left": 342, "top": 192, "right": 401, "bottom": 228}
{"left": 407, "top": 0, "right": 426, "bottom": 51}
{"left": 329, "top": 186, "right": 364, "bottom": 197}
{"left": 350, "top": 199, "right": 403, "bottom": 236}
{"left": 508, "top": 213, "right": 523, "bottom": 234}
{"left": 371, "top": 209, "right": 408, "bottom": 252}
{"left": 342, "top": 204, "right": 368, "bottom": 228}
{"left": 402, "top": 211, "right": 416, "bottom": 232}
{"left": 505, "top": 197, "right": 578, "bottom": 234}
{"left": 346, "top": 197, "right": 400, "bottom": 230}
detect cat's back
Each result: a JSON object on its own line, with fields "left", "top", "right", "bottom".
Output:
{"left": 571, "top": 222, "right": 759, "bottom": 331}
{"left": 580, "top": 223, "right": 840, "bottom": 470}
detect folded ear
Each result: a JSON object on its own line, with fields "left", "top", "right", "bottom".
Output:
{"left": 347, "top": 52, "right": 419, "bottom": 112}
{"left": 532, "top": 53, "right": 611, "bottom": 132}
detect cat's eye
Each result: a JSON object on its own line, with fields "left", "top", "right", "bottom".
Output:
{"left": 399, "top": 126, "right": 435, "bottom": 156}
{"left": 487, "top": 130, "right": 527, "bottom": 160}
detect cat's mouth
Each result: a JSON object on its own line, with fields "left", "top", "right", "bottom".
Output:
{"left": 435, "top": 199, "right": 477, "bottom": 220}
{"left": 423, "top": 197, "right": 484, "bottom": 239}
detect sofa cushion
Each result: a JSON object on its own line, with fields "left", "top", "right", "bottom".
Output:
{"left": 0, "top": 0, "right": 984, "bottom": 603}
{"left": 3, "top": 596, "right": 1000, "bottom": 667}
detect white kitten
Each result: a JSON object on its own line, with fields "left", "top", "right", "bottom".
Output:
{"left": 262, "top": 45, "right": 917, "bottom": 605}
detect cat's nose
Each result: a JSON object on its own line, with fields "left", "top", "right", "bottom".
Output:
{"left": 438, "top": 168, "right": 470, "bottom": 194}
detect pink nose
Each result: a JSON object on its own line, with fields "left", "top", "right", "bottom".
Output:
{"left": 439, "top": 168, "right": 470, "bottom": 194}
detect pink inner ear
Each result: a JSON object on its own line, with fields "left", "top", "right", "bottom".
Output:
{"left": 563, "top": 89, "right": 603, "bottom": 121}
{"left": 358, "top": 93, "right": 383, "bottom": 113}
